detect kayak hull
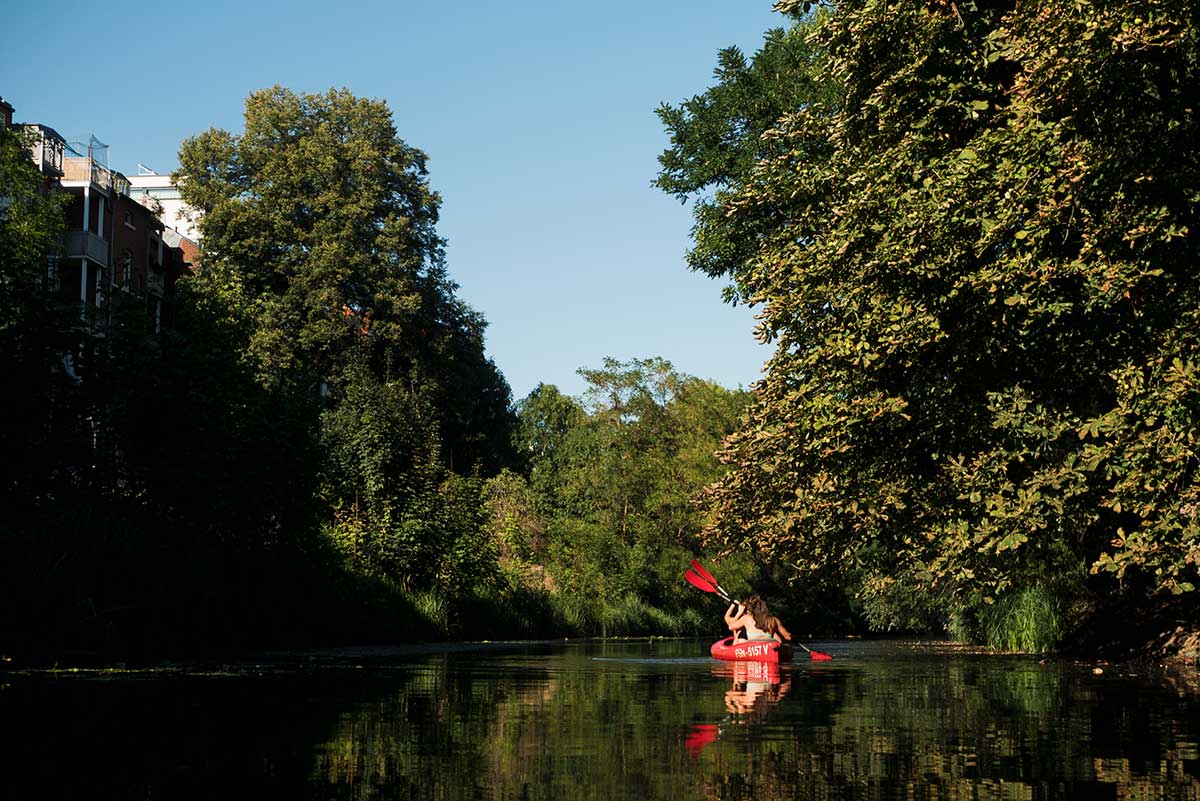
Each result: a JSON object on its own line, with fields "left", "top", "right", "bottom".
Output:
{"left": 710, "top": 636, "right": 793, "bottom": 664}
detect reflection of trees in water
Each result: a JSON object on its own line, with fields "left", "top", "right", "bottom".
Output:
{"left": 5, "top": 648, "right": 1194, "bottom": 799}
{"left": 308, "top": 650, "right": 725, "bottom": 799}
{"left": 698, "top": 658, "right": 1200, "bottom": 801}
{"left": 300, "top": 650, "right": 1199, "bottom": 801}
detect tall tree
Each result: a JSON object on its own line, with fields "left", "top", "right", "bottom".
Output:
{"left": 664, "top": 1, "right": 1200, "bottom": 641}
{"left": 655, "top": 15, "right": 837, "bottom": 300}
{"left": 0, "top": 125, "right": 77, "bottom": 503}
{"left": 177, "top": 87, "right": 516, "bottom": 598}
{"left": 177, "top": 87, "right": 514, "bottom": 475}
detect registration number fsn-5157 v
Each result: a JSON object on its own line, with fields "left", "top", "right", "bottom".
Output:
{"left": 733, "top": 643, "right": 772, "bottom": 659}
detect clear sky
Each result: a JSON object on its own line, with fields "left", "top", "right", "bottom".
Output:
{"left": 1, "top": 0, "right": 787, "bottom": 400}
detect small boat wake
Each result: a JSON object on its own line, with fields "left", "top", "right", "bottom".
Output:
{"left": 589, "top": 657, "right": 713, "bottom": 665}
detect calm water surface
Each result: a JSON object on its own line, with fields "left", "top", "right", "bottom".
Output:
{"left": 2, "top": 639, "right": 1197, "bottom": 800}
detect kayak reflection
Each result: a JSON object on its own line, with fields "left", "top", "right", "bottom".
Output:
{"left": 686, "top": 661, "right": 793, "bottom": 758}
{"left": 719, "top": 660, "right": 792, "bottom": 718}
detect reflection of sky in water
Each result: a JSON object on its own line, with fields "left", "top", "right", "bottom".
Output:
{"left": 1, "top": 639, "right": 1197, "bottom": 800}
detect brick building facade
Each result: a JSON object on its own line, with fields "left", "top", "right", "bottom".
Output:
{"left": 3, "top": 95, "right": 197, "bottom": 335}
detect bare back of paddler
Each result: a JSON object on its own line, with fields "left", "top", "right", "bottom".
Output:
{"left": 724, "top": 594, "right": 778, "bottom": 642}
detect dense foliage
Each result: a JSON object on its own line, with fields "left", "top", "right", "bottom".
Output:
{"left": 175, "top": 88, "right": 516, "bottom": 600}
{"left": 1, "top": 118, "right": 343, "bottom": 657}
{"left": 0, "top": 126, "right": 73, "bottom": 503}
{"left": 1, "top": 90, "right": 759, "bottom": 661}
{"left": 660, "top": 1, "right": 1200, "bottom": 648}
{"left": 0, "top": 90, "right": 525, "bottom": 660}
{"left": 498, "top": 360, "right": 754, "bottom": 634}
{"left": 655, "top": 16, "right": 836, "bottom": 302}
{"left": 177, "top": 87, "right": 514, "bottom": 475}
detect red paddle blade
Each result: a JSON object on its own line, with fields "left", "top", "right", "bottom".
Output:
{"left": 809, "top": 650, "right": 833, "bottom": 661}
{"left": 684, "top": 724, "right": 719, "bottom": 758}
{"left": 684, "top": 568, "right": 719, "bottom": 594}
{"left": 690, "top": 559, "right": 719, "bottom": 586}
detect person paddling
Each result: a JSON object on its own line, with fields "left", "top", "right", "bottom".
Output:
{"left": 725, "top": 594, "right": 791, "bottom": 643}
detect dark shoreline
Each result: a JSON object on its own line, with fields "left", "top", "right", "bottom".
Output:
{"left": 4, "top": 632, "right": 1197, "bottom": 681}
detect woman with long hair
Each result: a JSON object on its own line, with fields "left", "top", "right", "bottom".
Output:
{"left": 724, "top": 594, "right": 791, "bottom": 643}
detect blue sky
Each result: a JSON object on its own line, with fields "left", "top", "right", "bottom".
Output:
{"left": 2, "top": 0, "right": 787, "bottom": 400}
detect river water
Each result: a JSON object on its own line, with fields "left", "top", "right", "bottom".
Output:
{"left": 2, "top": 639, "right": 1197, "bottom": 800}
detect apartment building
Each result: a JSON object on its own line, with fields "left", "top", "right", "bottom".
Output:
{"left": 128, "top": 165, "right": 200, "bottom": 243}
{"left": 4, "top": 97, "right": 194, "bottom": 334}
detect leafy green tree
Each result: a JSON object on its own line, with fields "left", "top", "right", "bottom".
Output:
{"left": 483, "top": 469, "right": 544, "bottom": 567}
{"left": 3, "top": 90, "right": 519, "bottom": 656}
{"left": 513, "top": 383, "right": 587, "bottom": 514}
{"left": 518, "top": 360, "right": 751, "bottom": 632}
{"left": 319, "top": 357, "right": 445, "bottom": 580}
{"left": 175, "top": 87, "right": 518, "bottom": 617}
{"left": 655, "top": 15, "right": 837, "bottom": 301}
{"left": 664, "top": 1, "right": 1200, "bottom": 641}
{"left": 95, "top": 280, "right": 320, "bottom": 545}
{"left": 176, "top": 86, "right": 514, "bottom": 475}
{"left": 0, "top": 125, "right": 78, "bottom": 502}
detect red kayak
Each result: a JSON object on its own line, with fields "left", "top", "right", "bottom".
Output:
{"left": 710, "top": 636, "right": 793, "bottom": 664}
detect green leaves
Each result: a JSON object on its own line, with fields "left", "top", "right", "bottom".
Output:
{"left": 515, "top": 360, "right": 751, "bottom": 629}
{"left": 661, "top": 1, "right": 1200, "bottom": 638}
{"left": 655, "top": 19, "right": 837, "bottom": 287}
{"left": 176, "top": 86, "right": 517, "bottom": 598}
{"left": 177, "top": 88, "right": 514, "bottom": 474}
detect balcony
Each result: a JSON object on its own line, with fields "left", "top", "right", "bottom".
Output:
{"left": 62, "top": 157, "right": 114, "bottom": 191}
{"left": 63, "top": 230, "right": 109, "bottom": 266}
{"left": 20, "top": 125, "right": 65, "bottom": 177}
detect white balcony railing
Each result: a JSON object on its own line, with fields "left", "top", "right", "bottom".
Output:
{"left": 63, "top": 230, "right": 109, "bottom": 266}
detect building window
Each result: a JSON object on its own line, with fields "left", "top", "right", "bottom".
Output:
{"left": 124, "top": 210, "right": 134, "bottom": 229}
{"left": 118, "top": 250, "right": 133, "bottom": 289}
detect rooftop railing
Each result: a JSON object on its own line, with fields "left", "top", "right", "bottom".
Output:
{"left": 62, "top": 157, "right": 114, "bottom": 191}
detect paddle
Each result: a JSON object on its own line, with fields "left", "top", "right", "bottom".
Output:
{"left": 684, "top": 723, "right": 719, "bottom": 758}
{"left": 793, "top": 641, "right": 833, "bottom": 661}
{"left": 690, "top": 559, "right": 732, "bottom": 601}
{"left": 686, "top": 560, "right": 833, "bottom": 661}
{"left": 684, "top": 568, "right": 726, "bottom": 599}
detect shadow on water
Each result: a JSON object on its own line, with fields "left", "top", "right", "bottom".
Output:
{"left": 1, "top": 638, "right": 1198, "bottom": 800}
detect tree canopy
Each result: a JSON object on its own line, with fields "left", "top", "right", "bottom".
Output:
{"left": 661, "top": 1, "right": 1200, "bottom": 646}
{"left": 655, "top": 17, "right": 836, "bottom": 301}
{"left": 174, "top": 88, "right": 518, "bottom": 605}
{"left": 0, "top": 125, "right": 73, "bottom": 505}
{"left": 177, "top": 87, "right": 514, "bottom": 474}
{"left": 502, "top": 359, "right": 754, "bottom": 633}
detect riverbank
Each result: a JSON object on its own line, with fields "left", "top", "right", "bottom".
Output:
{"left": 1152, "top": 626, "right": 1200, "bottom": 668}
{"left": 1060, "top": 595, "right": 1200, "bottom": 674}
